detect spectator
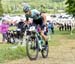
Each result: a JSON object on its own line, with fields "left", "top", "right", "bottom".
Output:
{"left": 47, "top": 20, "right": 51, "bottom": 33}
{"left": 67, "top": 21, "right": 72, "bottom": 31}
{"left": 47, "top": 20, "right": 54, "bottom": 34}
{"left": 51, "top": 22, "right": 54, "bottom": 34}
{"left": 64, "top": 23, "right": 67, "bottom": 31}
{"left": 59, "top": 24, "right": 64, "bottom": 31}
{"left": 59, "top": 24, "right": 61, "bottom": 31}
{"left": 0, "top": 19, "right": 9, "bottom": 43}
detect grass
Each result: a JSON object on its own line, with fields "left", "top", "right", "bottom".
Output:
{"left": 67, "top": 29, "right": 75, "bottom": 39}
{"left": 49, "top": 28, "right": 75, "bottom": 46}
{"left": 0, "top": 27, "right": 75, "bottom": 63}
{"left": 0, "top": 44, "right": 26, "bottom": 63}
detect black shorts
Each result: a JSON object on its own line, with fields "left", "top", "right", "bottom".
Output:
{"left": 33, "top": 17, "right": 48, "bottom": 35}
{"left": 33, "top": 16, "right": 44, "bottom": 29}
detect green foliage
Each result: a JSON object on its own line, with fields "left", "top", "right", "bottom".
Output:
{"left": 52, "top": 0, "right": 64, "bottom": 2}
{"left": 65, "top": 0, "right": 75, "bottom": 17}
{"left": 0, "top": 0, "right": 3, "bottom": 16}
{"left": 1, "top": 0, "right": 65, "bottom": 14}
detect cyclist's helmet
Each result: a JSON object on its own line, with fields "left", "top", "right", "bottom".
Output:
{"left": 23, "top": 4, "right": 31, "bottom": 13}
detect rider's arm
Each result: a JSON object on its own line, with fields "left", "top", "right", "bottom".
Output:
{"left": 25, "top": 14, "right": 29, "bottom": 24}
{"left": 25, "top": 14, "right": 29, "bottom": 21}
{"left": 33, "top": 9, "right": 40, "bottom": 15}
{"left": 41, "top": 13, "right": 47, "bottom": 24}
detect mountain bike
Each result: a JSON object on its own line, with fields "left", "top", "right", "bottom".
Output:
{"left": 25, "top": 26, "right": 49, "bottom": 60}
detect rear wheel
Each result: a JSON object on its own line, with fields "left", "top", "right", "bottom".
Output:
{"left": 26, "top": 37, "right": 39, "bottom": 60}
{"left": 41, "top": 43, "right": 49, "bottom": 58}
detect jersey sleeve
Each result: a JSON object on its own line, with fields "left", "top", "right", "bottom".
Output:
{"left": 35, "top": 10, "right": 40, "bottom": 14}
{"left": 35, "top": 10, "right": 40, "bottom": 15}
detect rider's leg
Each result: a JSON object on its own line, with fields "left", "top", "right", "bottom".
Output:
{"left": 40, "top": 30, "right": 48, "bottom": 45}
{"left": 41, "top": 13, "right": 48, "bottom": 45}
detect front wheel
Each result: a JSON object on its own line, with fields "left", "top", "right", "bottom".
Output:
{"left": 7, "top": 37, "right": 15, "bottom": 44}
{"left": 26, "top": 37, "right": 39, "bottom": 60}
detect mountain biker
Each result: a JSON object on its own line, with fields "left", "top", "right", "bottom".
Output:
{"left": 23, "top": 4, "right": 48, "bottom": 46}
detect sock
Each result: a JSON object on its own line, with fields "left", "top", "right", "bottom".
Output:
{"left": 45, "top": 41, "right": 48, "bottom": 45}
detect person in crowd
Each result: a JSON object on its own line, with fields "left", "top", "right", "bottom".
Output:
{"left": 47, "top": 20, "right": 52, "bottom": 41}
{"left": 0, "top": 19, "right": 9, "bottom": 43}
{"left": 64, "top": 23, "right": 67, "bottom": 31}
{"left": 47, "top": 20, "right": 54, "bottom": 34}
{"left": 50, "top": 22, "right": 54, "bottom": 34}
{"left": 47, "top": 20, "right": 51, "bottom": 33}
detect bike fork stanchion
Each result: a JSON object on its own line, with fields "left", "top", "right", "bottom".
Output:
{"left": 38, "top": 40, "right": 42, "bottom": 50}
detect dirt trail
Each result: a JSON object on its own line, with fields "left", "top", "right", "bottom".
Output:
{"left": 5, "top": 39, "right": 75, "bottom": 64}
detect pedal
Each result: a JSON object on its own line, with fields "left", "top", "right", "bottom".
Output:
{"left": 42, "top": 45, "right": 48, "bottom": 50}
